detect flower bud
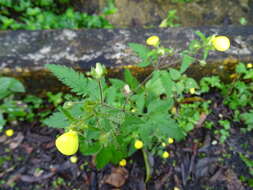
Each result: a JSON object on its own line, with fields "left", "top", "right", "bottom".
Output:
{"left": 88, "top": 63, "right": 107, "bottom": 79}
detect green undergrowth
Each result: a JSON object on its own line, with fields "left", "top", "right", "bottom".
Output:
{"left": 0, "top": 0, "right": 116, "bottom": 30}
{"left": 0, "top": 32, "right": 252, "bottom": 182}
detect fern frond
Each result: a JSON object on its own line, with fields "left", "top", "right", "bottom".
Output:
{"left": 46, "top": 64, "right": 88, "bottom": 96}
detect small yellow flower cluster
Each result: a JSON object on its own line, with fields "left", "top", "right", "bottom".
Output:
{"left": 70, "top": 156, "right": 78, "bottom": 163}
{"left": 5, "top": 129, "right": 14, "bottom": 137}
{"left": 55, "top": 130, "right": 79, "bottom": 156}
{"left": 162, "top": 151, "right": 170, "bottom": 159}
{"left": 134, "top": 140, "right": 144, "bottom": 149}
{"left": 161, "top": 138, "right": 174, "bottom": 159}
{"left": 119, "top": 159, "right": 127, "bottom": 167}
{"left": 168, "top": 138, "right": 174, "bottom": 144}
{"left": 212, "top": 36, "right": 230, "bottom": 52}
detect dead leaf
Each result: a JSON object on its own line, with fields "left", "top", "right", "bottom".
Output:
{"left": 0, "top": 135, "right": 7, "bottom": 143}
{"left": 20, "top": 143, "right": 33, "bottom": 154}
{"left": 20, "top": 172, "right": 54, "bottom": 183}
{"left": 224, "top": 169, "right": 245, "bottom": 190}
{"left": 196, "top": 112, "right": 207, "bottom": 128}
{"left": 104, "top": 167, "right": 129, "bottom": 188}
{"left": 9, "top": 132, "right": 24, "bottom": 149}
{"left": 195, "top": 157, "right": 218, "bottom": 178}
{"left": 180, "top": 97, "right": 205, "bottom": 104}
{"left": 155, "top": 170, "right": 172, "bottom": 190}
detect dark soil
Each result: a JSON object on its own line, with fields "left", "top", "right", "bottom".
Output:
{"left": 0, "top": 91, "right": 253, "bottom": 190}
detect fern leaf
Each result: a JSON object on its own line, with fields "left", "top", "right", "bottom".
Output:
{"left": 46, "top": 64, "right": 88, "bottom": 96}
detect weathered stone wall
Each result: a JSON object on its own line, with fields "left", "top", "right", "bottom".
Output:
{"left": 0, "top": 26, "right": 252, "bottom": 93}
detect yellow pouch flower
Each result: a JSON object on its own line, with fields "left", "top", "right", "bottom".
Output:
{"left": 212, "top": 36, "right": 230, "bottom": 52}
{"left": 146, "top": 36, "right": 160, "bottom": 47}
{"left": 55, "top": 130, "right": 79, "bottom": 156}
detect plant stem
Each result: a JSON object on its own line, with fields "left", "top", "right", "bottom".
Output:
{"left": 98, "top": 80, "right": 104, "bottom": 103}
{"left": 142, "top": 149, "right": 151, "bottom": 183}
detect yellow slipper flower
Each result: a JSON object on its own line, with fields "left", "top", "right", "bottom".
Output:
{"left": 212, "top": 36, "right": 230, "bottom": 52}
{"left": 55, "top": 130, "right": 79, "bottom": 156}
{"left": 146, "top": 36, "right": 160, "bottom": 47}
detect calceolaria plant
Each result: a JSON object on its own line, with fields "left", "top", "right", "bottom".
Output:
{"left": 44, "top": 33, "right": 231, "bottom": 181}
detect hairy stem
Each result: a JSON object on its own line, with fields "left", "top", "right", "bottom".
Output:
{"left": 142, "top": 149, "right": 151, "bottom": 183}
{"left": 98, "top": 80, "right": 104, "bottom": 103}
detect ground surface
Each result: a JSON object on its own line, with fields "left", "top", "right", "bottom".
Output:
{"left": 0, "top": 91, "right": 252, "bottom": 190}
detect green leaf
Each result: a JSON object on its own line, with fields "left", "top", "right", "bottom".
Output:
{"left": 147, "top": 99, "right": 173, "bottom": 114}
{"left": 180, "top": 54, "right": 195, "bottom": 73}
{"left": 79, "top": 140, "right": 101, "bottom": 156}
{"left": 169, "top": 68, "right": 181, "bottom": 80}
{"left": 124, "top": 69, "right": 139, "bottom": 90}
{"left": 0, "top": 113, "right": 6, "bottom": 131}
{"left": 244, "top": 70, "right": 253, "bottom": 79}
{"left": 131, "top": 93, "right": 145, "bottom": 112}
{"left": 121, "top": 113, "right": 144, "bottom": 135}
{"left": 138, "top": 61, "right": 152, "bottom": 67}
{"left": 236, "top": 63, "right": 247, "bottom": 74}
{"left": 195, "top": 31, "right": 207, "bottom": 42}
{"left": 185, "top": 78, "right": 198, "bottom": 89}
{"left": 95, "top": 147, "right": 113, "bottom": 169}
{"left": 43, "top": 111, "right": 70, "bottom": 128}
{"left": 155, "top": 116, "right": 184, "bottom": 140}
{"left": 128, "top": 43, "right": 150, "bottom": 60}
{"left": 200, "top": 76, "right": 222, "bottom": 93}
{"left": 0, "top": 77, "right": 25, "bottom": 99}
{"left": 46, "top": 64, "right": 88, "bottom": 97}
{"left": 145, "top": 70, "right": 173, "bottom": 97}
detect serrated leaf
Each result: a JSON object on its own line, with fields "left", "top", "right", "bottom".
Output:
{"left": 244, "top": 70, "right": 253, "bottom": 79}
{"left": 180, "top": 54, "right": 195, "bottom": 73}
{"left": 169, "top": 68, "right": 181, "bottom": 80}
{"left": 46, "top": 64, "right": 88, "bottom": 96}
{"left": 95, "top": 147, "right": 113, "bottom": 169}
{"left": 131, "top": 93, "right": 145, "bottom": 112}
{"left": 124, "top": 69, "right": 139, "bottom": 89}
{"left": 236, "top": 63, "right": 247, "bottom": 74}
{"left": 185, "top": 78, "right": 198, "bottom": 89}
{"left": 147, "top": 99, "right": 173, "bottom": 114}
{"left": 79, "top": 140, "right": 101, "bottom": 156}
{"left": 43, "top": 111, "right": 69, "bottom": 128}
{"left": 145, "top": 70, "right": 173, "bottom": 97}
{"left": 0, "top": 77, "right": 25, "bottom": 99}
{"left": 128, "top": 42, "right": 150, "bottom": 60}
